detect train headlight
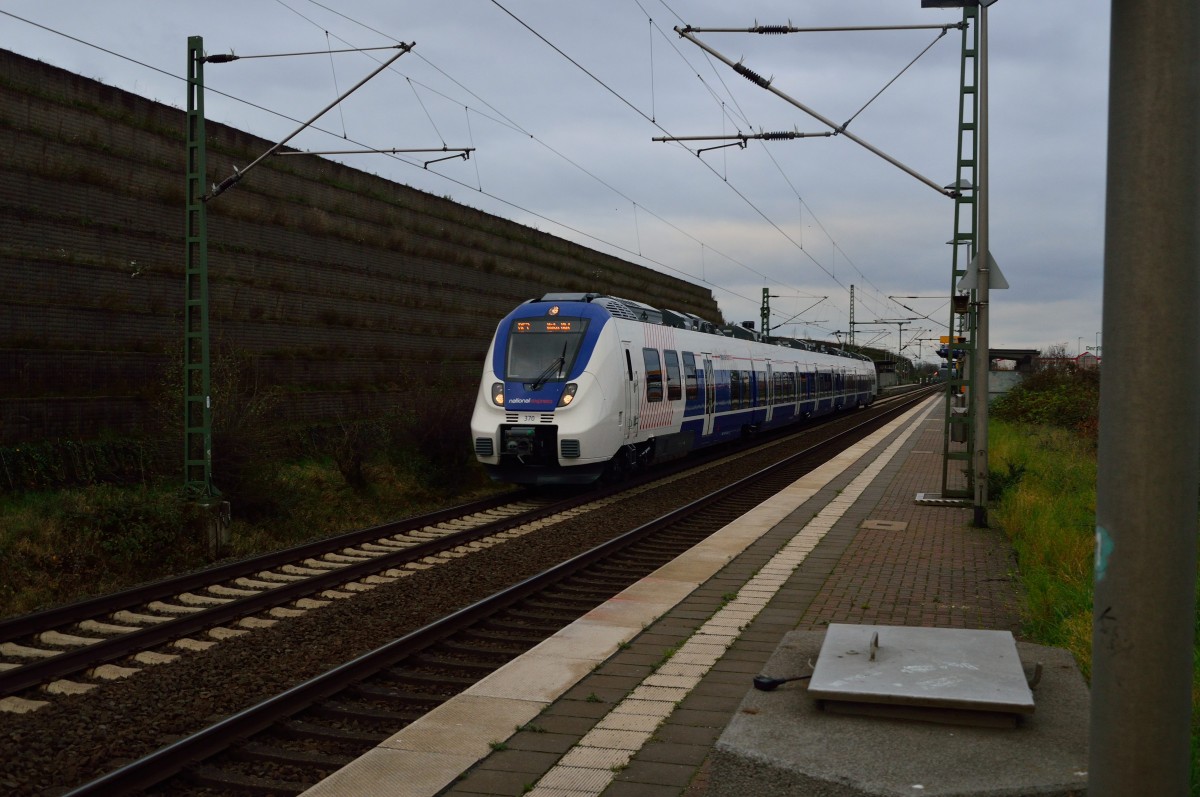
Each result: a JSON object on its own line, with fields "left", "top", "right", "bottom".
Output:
{"left": 491, "top": 382, "right": 505, "bottom": 406}
{"left": 558, "top": 383, "right": 578, "bottom": 407}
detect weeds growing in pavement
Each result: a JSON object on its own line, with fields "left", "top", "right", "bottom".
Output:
{"left": 650, "top": 641, "right": 683, "bottom": 673}
{"left": 516, "top": 723, "right": 545, "bottom": 734}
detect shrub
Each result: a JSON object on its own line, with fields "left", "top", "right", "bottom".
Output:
{"left": 991, "top": 367, "right": 1099, "bottom": 437}
{"left": 0, "top": 439, "right": 154, "bottom": 492}
{"left": 0, "top": 484, "right": 205, "bottom": 614}
{"left": 145, "top": 342, "right": 285, "bottom": 518}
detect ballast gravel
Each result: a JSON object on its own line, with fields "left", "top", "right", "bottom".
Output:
{"left": 0, "top": 421, "right": 846, "bottom": 796}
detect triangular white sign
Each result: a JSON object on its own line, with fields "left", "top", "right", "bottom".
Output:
{"left": 957, "top": 251, "right": 1009, "bottom": 291}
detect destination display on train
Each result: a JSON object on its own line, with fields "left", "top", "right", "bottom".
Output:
{"left": 513, "top": 317, "right": 586, "bottom": 334}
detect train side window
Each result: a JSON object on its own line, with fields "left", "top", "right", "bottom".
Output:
{"left": 625, "top": 349, "right": 633, "bottom": 381}
{"left": 741, "top": 371, "right": 752, "bottom": 408}
{"left": 642, "top": 348, "right": 663, "bottom": 403}
{"left": 664, "top": 350, "right": 682, "bottom": 401}
{"left": 682, "top": 352, "right": 698, "bottom": 400}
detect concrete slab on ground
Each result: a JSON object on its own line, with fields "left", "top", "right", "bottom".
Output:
{"left": 710, "top": 630, "right": 1088, "bottom": 797}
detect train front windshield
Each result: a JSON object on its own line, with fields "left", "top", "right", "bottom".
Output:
{"left": 505, "top": 317, "right": 589, "bottom": 382}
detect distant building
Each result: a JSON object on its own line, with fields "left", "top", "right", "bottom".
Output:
{"left": 988, "top": 349, "right": 1039, "bottom": 401}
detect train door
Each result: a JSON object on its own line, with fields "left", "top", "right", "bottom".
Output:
{"left": 764, "top": 362, "right": 774, "bottom": 423}
{"left": 622, "top": 343, "right": 639, "bottom": 440}
{"left": 702, "top": 355, "right": 716, "bottom": 436}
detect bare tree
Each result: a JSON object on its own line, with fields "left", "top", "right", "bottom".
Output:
{"left": 1038, "top": 342, "right": 1074, "bottom": 372}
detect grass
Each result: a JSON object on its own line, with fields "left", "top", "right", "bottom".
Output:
{"left": 649, "top": 641, "right": 683, "bottom": 673}
{"left": 989, "top": 422, "right": 1098, "bottom": 672}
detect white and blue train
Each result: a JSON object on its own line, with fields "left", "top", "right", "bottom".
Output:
{"left": 470, "top": 293, "right": 877, "bottom": 486}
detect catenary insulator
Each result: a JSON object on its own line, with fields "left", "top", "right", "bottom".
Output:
{"left": 733, "top": 62, "right": 770, "bottom": 88}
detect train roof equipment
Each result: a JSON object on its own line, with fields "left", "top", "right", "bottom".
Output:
{"left": 528, "top": 293, "right": 872, "bottom": 364}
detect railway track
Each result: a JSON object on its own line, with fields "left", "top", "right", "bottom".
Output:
{"left": 0, "top": 387, "right": 931, "bottom": 716}
{"left": 49, "top": 389, "right": 933, "bottom": 797}
{"left": 0, "top": 492, "right": 562, "bottom": 710}
{"left": 0, "top": 465, "right": 731, "bottom": 710}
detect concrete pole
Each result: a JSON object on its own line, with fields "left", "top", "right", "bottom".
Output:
{"left": 1090, "top": 3, "right": 1199, "bottom": 795}
{"left": 970, "top": 2, "right": 991, "bottom": 527}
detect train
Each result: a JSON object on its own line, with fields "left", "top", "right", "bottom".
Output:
{"left": 470, "top": 293, "right": 878, "bottom": 486}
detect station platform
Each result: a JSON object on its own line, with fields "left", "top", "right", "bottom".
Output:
{"left": 302, "top": 396, "right": 1089, "bottom": 797}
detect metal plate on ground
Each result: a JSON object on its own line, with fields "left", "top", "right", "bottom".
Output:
{"left": 808, "top": 624, "right": 1034, "bottom": 718}
{"left": 914, "top": 492, "right": 971, "bottom": 506}
{"left": 859, "top": 520, "right": 908, "bottom": 531}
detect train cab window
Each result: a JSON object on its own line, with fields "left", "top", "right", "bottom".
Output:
{"left": 505, "top": 316, "right": 590, "bottom": 383}
{"left": 664, "top": 350, "right": 682, "bottom": 401}
{"left": 643, "top": 348, "right": 663, "bottom": 403}
{"left": 682, "top": 352, "right": 698, "bottom": 400}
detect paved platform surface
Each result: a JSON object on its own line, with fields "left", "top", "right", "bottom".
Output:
{"left": 303, "top": 397, "right": 1087, "bottom": 797}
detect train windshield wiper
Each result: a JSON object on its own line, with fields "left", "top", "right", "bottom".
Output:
{"left": 529, "top": 342, "right": 568, "bottom": 390}
{"left": 529, "top": 355, "right": 565, "bottom": 390}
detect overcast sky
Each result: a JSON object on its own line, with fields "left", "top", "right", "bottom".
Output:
{"left": 2, "top": 1, "right": 1110, "bottom": 362}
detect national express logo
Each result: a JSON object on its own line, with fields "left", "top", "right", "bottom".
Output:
{"left": 507, "top": 397, "right": 555, "bottom": 406}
